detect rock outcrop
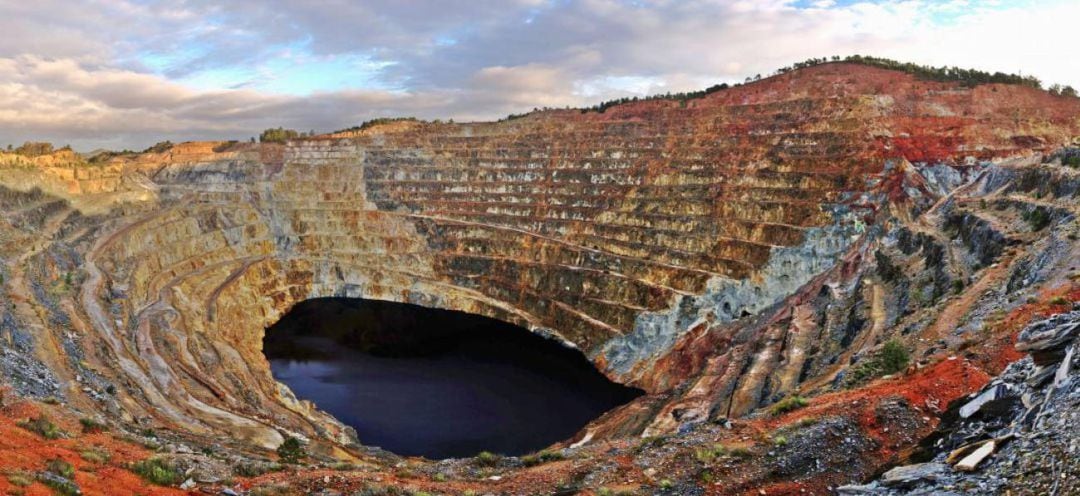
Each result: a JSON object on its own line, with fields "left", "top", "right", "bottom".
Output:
{"left": 840, "top": 311, "right": 1079, "bottom": 495}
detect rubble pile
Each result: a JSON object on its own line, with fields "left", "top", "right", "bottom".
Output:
{"left": 840, "top": 310, "right": 1079, "bottom": 495}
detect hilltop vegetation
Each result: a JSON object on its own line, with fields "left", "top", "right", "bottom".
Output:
{"left": 4, "top": 142, "right": 71, "bottom": 157}
{"left": 331, "top": 117, "right": 420, "bottom": 135}
{"left": 569, "top": 55, "right": 1072, "bottom": 116}
{"left": 786, "top": 55, "right": 1046, "bottom": 89}
{"left": 259, "top": 128, "right": 301, "bottom": 143}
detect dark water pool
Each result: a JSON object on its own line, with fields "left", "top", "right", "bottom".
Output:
{"left": 264, "top": 298, "right": 641, "bottom": 459}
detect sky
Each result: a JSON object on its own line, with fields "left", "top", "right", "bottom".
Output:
{"left": 1, "top": 0, "right": 1077, "bottom": 151}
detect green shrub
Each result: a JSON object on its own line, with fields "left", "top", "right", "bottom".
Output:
{"left": 87, "top": 149, "right": 139, "bottom": 164}
{"left": 521, "top": 449, "right": 565, "bottom": 466}
{"left": 1022, "top": 207, "right": 1052, "bottom": 231}
{"left": 142, "top": 141, "right": 174, "bottom": 154}
{"left": 952, "top": 279, "right": 965, "bottom": 294}
{"left": 333, "top": 117, "right": 419, "bottom": 134}
{"left": 695, "top": 443, "right": 751, "bottom": 463}
{"left": 131, "top": 457, "right": 182, "bottom": 486}
{"left": 18, "top": 416, "right": 65, "bottom": 439}
{"left": 80, "top": 417, "right": 107, "bottom": 434}
{"left": 538, "top": 449, "right": 565, "bottom": 463}
{"left": 642, "top": 435, "right": 667, "bottom": 448}
{"left": 45, "top": 458, "right": 75, "bottom": 479}
{"left": 699, "top": 469, "right": 715, "bottom": 484}
{"left": 846, "top": 339, "right": 911, "bottom": 387}
{"left": 695, "top": 444, "right": 726, "bottom": 463}
{"left": 728, "top": 446, "right": 752, "bottom": 458}
{"left": 879, "top": 340, "right": 911, "bottom": 374}
{"left": 875, "top": 251, "right": 902, "bottom": 283}
{"left": 770, "top": 396, "right": 809, "bottom": 416}
{"left": 773, "top": 435, "right": 788, "bottom": 447}
{"left": 259, "top": 128, "right": 301, "bottom": 143}
{"left": 354, "top": 485, "right": 409, "bottom": 496}
{"left": 848, "top": 357, "right": 881, "bottom": 385}
{"left": 6, "top": 470, "right": 33, "bottom": 487}
{"left": 276, "top": 436, "right": 306, "bottom": 464}
{"left": 80, "top": 448, "right": 110, "bottom": 464}
{"left": 474, "top": 451, "right": 502, "bottom": 467}
{"left": 1050, "top": 297, "right": 1069, "bottom": 305}
{"left": 211, "top": 140, "right": 239, "bottom": 153}
{"left": 794, "top": 417, "right": 820, "bottom": 428}
{"left": 14, "top": 142, "right": 55, "bottom": 157}
{"left": 249, "top": 485, "right": 292, "bottom": 496}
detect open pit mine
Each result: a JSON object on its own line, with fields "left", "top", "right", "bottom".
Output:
{"left": 1, "top": 62, "right": 1079, "bottom": 495}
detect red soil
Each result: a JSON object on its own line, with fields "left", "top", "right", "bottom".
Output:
{"left": 0, "top": 399, "right": 187, "bottom": 496}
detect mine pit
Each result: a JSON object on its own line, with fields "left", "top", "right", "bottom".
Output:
{"left": 263, "top": 298, "right": 642, "bottom": 459}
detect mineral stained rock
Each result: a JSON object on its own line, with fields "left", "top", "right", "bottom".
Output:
{"left": 843, "top": 311, "right": 1080, "bottom": 495}
{"left": 2, "top": 62, "right": 1080, "bottom": 494}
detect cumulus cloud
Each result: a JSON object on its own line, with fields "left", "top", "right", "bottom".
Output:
{"left": 0, "top": 0, "right": 1076, "bottom": 150}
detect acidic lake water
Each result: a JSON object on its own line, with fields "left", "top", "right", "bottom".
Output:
{"left": 264, "top": 298, "right": 641, "bottom": 459}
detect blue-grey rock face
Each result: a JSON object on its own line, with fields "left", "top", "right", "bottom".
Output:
{"left": 600, "top": 212, "right": 862, "bottom": 377}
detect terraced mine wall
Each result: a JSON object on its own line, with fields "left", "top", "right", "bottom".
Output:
{"left": 1, "top": 63, "right": 1079, "bottom": 453}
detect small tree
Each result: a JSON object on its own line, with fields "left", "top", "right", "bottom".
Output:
{"left": 879, "top": 339, "right": 910, "bottom": 374}
{"left": 143, "top": 141, "right": 174, "bottom": 154}
{"left": 1063, "top": 86, "right": 1078, "bottom": 98}
{"left": 14, "top": 141, "right": 54, "bottom": 157}
{"left": 1022, "top": 207, "right": 1051, "bottom": 231}
{"left": 276, "top": 436, "right": 306, "bottom": 464}
{"left": 259, "top": 127, "right": 301, "bottom": 144}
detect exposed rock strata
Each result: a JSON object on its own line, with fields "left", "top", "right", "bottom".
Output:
{"left": 1, "top": 63, "right": 1079, "bottom": 475}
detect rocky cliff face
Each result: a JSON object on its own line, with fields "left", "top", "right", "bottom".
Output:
{"left": 2, "top": 63, "right": 1080, "bottom": 494}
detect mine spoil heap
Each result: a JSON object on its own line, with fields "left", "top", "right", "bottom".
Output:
{"left": 1, "top": 62, "right": 1080, "bottom": 495}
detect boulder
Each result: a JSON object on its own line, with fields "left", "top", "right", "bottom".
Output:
{"left": 1053, "top": 345, "right": 1073, "bottom": 387}
{"left": 1017, "top": 319, "right": 1078, "bottom": 366}
{"left": 954, "top": 440, "right": 995, "bottom": 471}
{"left": 880, "top": 462, "right": 950, "bottom": 487}
{"left": 958, "top": 384, "right": 1011, "bottom": 419}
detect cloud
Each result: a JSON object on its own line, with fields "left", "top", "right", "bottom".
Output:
{"left": 0, "top": 0, "right": 1076, "bottom": 150}
{"left": 0, "top": 56, "right": 406, "bottom": 147}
